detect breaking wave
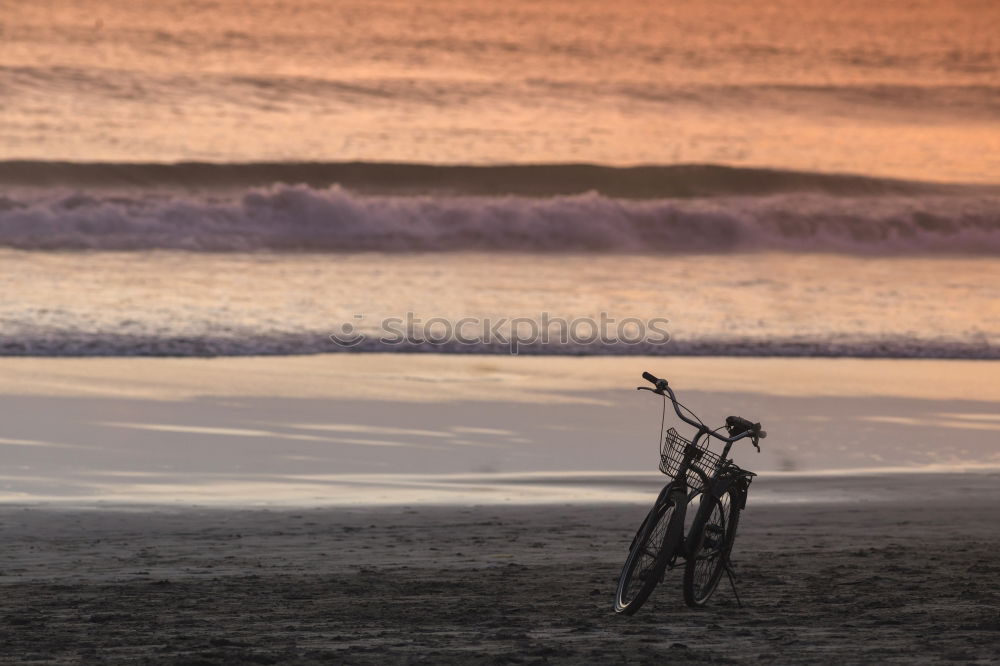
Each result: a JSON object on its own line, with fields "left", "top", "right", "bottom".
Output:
{"left": 0, "top": 181, "right": 998, "bottom": 253}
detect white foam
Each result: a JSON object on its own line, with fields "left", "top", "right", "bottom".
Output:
{"left": 1, "top": 185, "right": 998, "bottom": 252}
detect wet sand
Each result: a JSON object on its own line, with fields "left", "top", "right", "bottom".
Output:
{"left": 1, "top": 355, "right": 998, "bottom": 505}
{"left": 2, "top": 472, "right": 999, "bottom": 664}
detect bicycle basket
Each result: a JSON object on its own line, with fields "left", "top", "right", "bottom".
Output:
{"left": 659, "top": 427, "right": 724, "bottom": 491}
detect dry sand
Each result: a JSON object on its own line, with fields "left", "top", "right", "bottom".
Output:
{"left": 2, "top": 472, "right": 999, "bottom": 664}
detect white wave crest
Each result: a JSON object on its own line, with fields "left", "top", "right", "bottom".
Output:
{"left": 1, "top": 185, "right": 998, "bottom": 252}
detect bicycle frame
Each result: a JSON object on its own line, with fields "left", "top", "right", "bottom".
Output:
{"left": 616, "top": 372, "right": 764, "bottom": 613}
{"left": 678, "top": 429, "right": 754, "bottom": 505}
{"left": 644, "top": 385, "right": 757, "bottom": 561}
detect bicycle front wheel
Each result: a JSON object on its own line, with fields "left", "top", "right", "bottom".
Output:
{"left": 683, "top": 489, "right": 740, "bottom": 607}
{"left": 614, "top": 493, "right": 683, "bottom": 615}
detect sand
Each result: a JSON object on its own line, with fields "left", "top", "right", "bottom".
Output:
{"left": 2, "top": 472, "right": 999, "bottom": 664}
{"left": 0, "top": 354, "right": 998, "bottom": 662}
{"left": 0, "top": 355, "right": 998, "bottom": 505}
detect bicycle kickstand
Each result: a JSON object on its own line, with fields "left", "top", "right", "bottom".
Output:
{"left": 724, "top": 557, "right": 743, "bottom": 608}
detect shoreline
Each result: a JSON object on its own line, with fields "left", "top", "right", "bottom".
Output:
{"left": 2, "top": 468, "right": 998, "bottom": 509}
{"left": 2, "top": 353, "right": 997, "bottom": 400}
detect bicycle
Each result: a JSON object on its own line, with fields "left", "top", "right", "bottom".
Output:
{"left": 614, "top": 371, "right": 766, "bottom": 615}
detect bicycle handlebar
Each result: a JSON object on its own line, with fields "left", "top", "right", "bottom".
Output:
{"left": 639, "top": 371, "right": 699, "bottom": 428}
{"left": 726, "top": 415, "right": 766, "bottom": 439}
{"left": 640, "top": 371, "right": 765, "bottom": 448}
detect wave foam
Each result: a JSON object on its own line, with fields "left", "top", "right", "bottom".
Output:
{"left": 0, "top": 184, "right": 998, "bottom": 253}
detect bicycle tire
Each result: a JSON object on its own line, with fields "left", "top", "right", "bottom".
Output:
{"left": 682, "top": 489, "right": 740, "bottom": 607}
{"left": 614, "top": 493, "right": 683, "bottom": 615}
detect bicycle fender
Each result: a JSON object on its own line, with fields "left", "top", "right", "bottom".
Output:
{"left": 709, "top": 470, "right": 752, "bottom": 510}
{"left": 708, "top": 474, "right": 736, "bottom": 499}
{"left": 628, "top": 483, "right": 682, "bottom": 552}
{"left": 657, "top": 482, "right": 685, "bottom": 508}
{"left": 730, "top": 479, "right": 749, "bottom": 511}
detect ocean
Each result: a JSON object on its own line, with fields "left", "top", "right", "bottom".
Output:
{"left": 2, "top": 0, "right": 998, "bottom": 359}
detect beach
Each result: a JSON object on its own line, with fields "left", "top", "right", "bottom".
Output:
{"left": 0, "top": 355, "right": 998, "bottom": 662}
{"left": 2, "top": 477, "right": 999, "bottom": 664}
{"left": 3, "top": 0, "right": 1000, "bottom": 661}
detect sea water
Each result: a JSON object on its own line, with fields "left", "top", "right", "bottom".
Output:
{"left": 3, "top": 0, "right": 1000, "bottom": 181}
{"left": 1, "top": 1, "right": 998, "bottom": 502}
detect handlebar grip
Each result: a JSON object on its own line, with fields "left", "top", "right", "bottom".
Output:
{"left": 641, "top": 371, "right": 659, "bottom": 385}
{"left": 726, "top": 415, "right": 765, "bottom": 439}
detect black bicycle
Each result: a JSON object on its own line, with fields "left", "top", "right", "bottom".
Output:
{"left": 614, "top": 371, "right": 766, "bottom": 614}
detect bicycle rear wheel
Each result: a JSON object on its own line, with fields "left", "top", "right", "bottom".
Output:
{"left": 614, "top": 493, "right": 683, "bottom": 615}
{"left": 683, "top": 489, "right": 739, "bottom": 607}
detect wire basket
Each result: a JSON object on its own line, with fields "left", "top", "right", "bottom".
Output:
{"left": 659, "top": 427, "right": 724, "bottom": 490}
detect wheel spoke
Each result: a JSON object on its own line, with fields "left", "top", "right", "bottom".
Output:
{"left": 617, "top": 501, "right": 678, "bottom": 610}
